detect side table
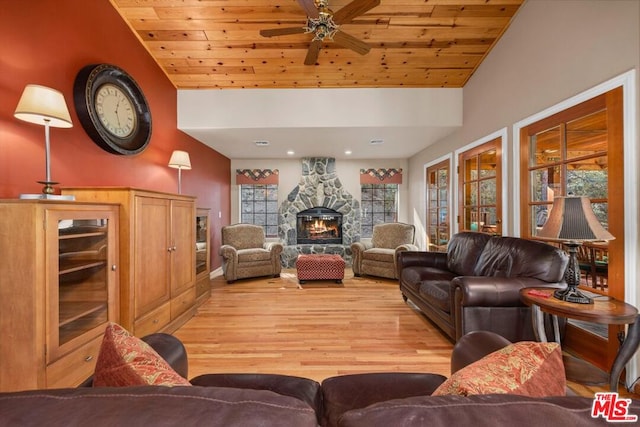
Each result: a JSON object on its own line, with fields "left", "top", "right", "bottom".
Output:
{"left": 520, "top": 287, "right": 640, "bottom": 392}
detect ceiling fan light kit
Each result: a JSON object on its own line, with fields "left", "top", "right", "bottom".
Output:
{"left": 259, "top": 0, "right": 380, "bottom": 65}
{"left": 304, "top": 1, "right": 339, "bottom": 42}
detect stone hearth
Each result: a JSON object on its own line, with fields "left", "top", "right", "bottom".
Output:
{"left": 279, "top": 157, "right": 360, "bottom": 268}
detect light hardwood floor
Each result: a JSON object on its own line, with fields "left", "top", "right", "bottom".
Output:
{"left": 175, "top": 268, "right": 636, "bottom": 398}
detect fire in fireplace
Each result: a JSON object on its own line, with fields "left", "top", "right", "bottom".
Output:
{"left": 296, "top": 207, "right": 343, "bottom": 244}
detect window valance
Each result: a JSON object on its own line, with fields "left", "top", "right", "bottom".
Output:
{"left": 360, "top": 168, "right": 403, "bottom": 184}
{"left": 236, "top": 169, "right": 279, "bottom": 185}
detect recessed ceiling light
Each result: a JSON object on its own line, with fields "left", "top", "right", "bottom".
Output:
{"left": 287, "top": 150, "right": 295, "bottom": 155}
{"left": 345, "top": 150, "right": 352, "bottom": 155}
{"left": 255, "top": 140, "right": 269, "bottom": 146}
{"left": 370, "top": 139, "right": 384, "bottom": 145}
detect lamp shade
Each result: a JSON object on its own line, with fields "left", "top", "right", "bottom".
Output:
{"left": 14, "top": 84, "right": 73, "bottom": 128}
{"left": 168, "top": 150, "right": 192, "bottom": 170}
{"left": 537, "top": 196, "right": 614, "bottom": 242}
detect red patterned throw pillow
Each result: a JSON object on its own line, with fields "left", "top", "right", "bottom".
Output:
{"left": 93, "top": 323, "right": 191, "bottom": 387}
{"left": 432, "top": 341, "right": 565, "bottom": 397}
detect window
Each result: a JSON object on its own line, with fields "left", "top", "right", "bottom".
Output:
{"left": 426, "top": 160, "right": 450, "bottom": 252}
{"left": 240, "top": 184, "right": 278, "bottom": 237}
{"left": 457, "top": 137, "right": 503, "bottom": 235}
{"left": 360, "top": 184, "right": 398, "bottom": 238}
{"left": 522, "top": 100, "right": 610, "bottom": 239}
{"left": 518, "top": 87, "right": 625, "bottom": 374}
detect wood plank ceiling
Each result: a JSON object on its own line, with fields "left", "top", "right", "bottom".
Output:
{"left": 110, "top": 0, "right": 525, "bottom": 89}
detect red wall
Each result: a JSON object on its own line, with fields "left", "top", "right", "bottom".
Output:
{"left": 0, "top": 0, "right": 230, "bottom": 269}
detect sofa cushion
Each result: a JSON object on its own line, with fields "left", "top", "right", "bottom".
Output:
{"left": 473, "top": 237, "right": 568, "bottom": 281}
{"left": 432, "top": 341, "right": 565, "bottom": 397}
{"left": 93, "top": 323, "right": 192, "bottom": 387}
{"left": 222, "top": 224, "right": 265, "bottom": 250}
{"left": 371, "top": 223, "right": 415, "bottom": 249}
{"left": 361, "top": 247, "right": 394, "bottom": 262}
{"left": 237, "top": 248, "right": 272, "bottom": 262}
{"left": 419, "top": 281, "right": 451, "bottom": 313}
{"left": 446, "top": 232, "right": 492, "bottom": 276}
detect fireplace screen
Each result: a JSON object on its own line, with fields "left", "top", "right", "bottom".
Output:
{"left": 296, "top": 207, "right": 342, "bottom": 244}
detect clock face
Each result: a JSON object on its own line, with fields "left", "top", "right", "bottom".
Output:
{"left": 74, "top": 64, "right": 152, "bottom": 155}
{"left": 95, "top": 84, "right": 137, "bottom": 138}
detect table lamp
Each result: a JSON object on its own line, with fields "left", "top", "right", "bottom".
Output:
{"left": 537, "top": 196, "right": 614, "bottom": 304}
{"left": 14, "top": 84, "right": 74, "bottom": 199}
{"left": 168, "top": 150, "right": 191, "bottom": 194}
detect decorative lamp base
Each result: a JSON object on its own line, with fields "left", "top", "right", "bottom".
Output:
{"left": 38, "top": 180, "right": 58, "bottom": 195}
{"left": 554, "top": 286, "right": 593, "bottom": 304}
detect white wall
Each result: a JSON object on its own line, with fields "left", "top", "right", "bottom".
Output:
{"left": 407, "top": 0, "right": 640, "bottom": 386}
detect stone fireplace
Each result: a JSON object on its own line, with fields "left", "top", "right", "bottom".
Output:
{"left": 296, "top": 207, "right": 342, "bottom": 245}
{"left": 279, "top": 157, "right": 360, "bottom": 267}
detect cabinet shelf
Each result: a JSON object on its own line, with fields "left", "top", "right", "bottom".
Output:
{"left": 59, "top": 260, "right": 106, "bottom": 275}
{"left": 59, "top": 301, "right": 107, "bottom": 327}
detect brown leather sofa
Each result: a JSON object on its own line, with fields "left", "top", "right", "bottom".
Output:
{"left": 1, "top": 331, "right": 627, "bottom": 427}
{"left": 397, "top": 232, "right": 569, "bottom": 342}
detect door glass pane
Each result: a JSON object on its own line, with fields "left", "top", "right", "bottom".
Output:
{"left": 479, "top": 178, "right": 496, "bottom": 205}
{"left": 531, "top": 126, "right": 562, "bottom": 166}
{"left": 566, "top": 156, "right": 608, "bottom": 198}
{"left": 479, "top": 150, "right": 497, "bottom": 178}
{"left": 566, "top": 110, "right": 607, "bottom": 160}
{"left": 465, "top": 157, "right": 478, "bottom": 180}
{"left": 464, "top": 182, "right": 477, "bottom": 206}
{"left": 530, "top": 166, "right": 561, "bottom": 202}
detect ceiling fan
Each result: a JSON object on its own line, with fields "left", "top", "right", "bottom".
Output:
{"left": 260, "top": 0, "right": 380, "bottom": 65}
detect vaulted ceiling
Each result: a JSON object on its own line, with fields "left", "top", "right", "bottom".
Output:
{"left": 110, "top": 0, "right": 524, "bottom": 90}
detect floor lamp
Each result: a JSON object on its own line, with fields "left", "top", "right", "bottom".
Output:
{"left": 537, "top": 196, "right": 615, "bottom": 304}
{"left": 14, "top": 84, "right": 74, "bottom": 200}
{"left": 168, "top": 150, "right": 192, "bottom": 194}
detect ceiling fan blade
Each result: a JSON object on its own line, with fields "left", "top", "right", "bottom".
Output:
{"left": 260, "top": 27, "right": 306, "bottom": 37}
{"left": 297, "top": 0, "right": 319, "bottom": 18}
{"left": 333, "top": 0, "right": 380, "bottom": 25}
{"left": 304, "top": 40, "right": 322, "bottom": 65}
{"left": 332, "top": 30, "right": 371, "bottom": 55}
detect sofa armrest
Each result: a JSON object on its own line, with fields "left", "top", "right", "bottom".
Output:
{"left": 395, "top": 243, "right": 419, "bottom": 253}
{"left": 350, "top": 241, "right": 373, "bottom": 275}
{"left": 450, "top": 331, "right": 511, "bottom": 373}
{"left": 264, "top": 241, "right": 283, "bottom": 254}
{"left": 453, "top": 276, "right": 565, "bottom": 307}
{"left": 220, "top": 244, "right": 238, "bottom": 260}
{"left": 396, "top": 250, "right": 448, "bottom": 270}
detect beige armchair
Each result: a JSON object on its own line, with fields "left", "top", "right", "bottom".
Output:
{"left": 220, "top": 224, "right": 283, "bottom": 284}
{"left": 351, "top": 222, "right": 418, "bottom": 279}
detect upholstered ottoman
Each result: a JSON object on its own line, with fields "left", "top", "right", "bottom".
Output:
{"left": 296, "top": 254, "right": 345, "bottom": 284}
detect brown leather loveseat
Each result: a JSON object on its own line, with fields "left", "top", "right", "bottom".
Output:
{"left": 397, "top": 232, "right": 569, "bottom": 342}
{"left": 1, "top": 330, "right": 622, "bottom": 427}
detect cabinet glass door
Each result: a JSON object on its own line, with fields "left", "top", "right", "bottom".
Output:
{"left": 196, "top": 212, "right": 208, "bottom": 276}
{"left": 47, "top": 210, "right": 114, "bottom": 362}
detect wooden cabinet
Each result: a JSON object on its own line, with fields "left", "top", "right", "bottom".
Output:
{"left": 0, "top": 201, "right": 118, "bottom": 391}
{"left": 195, "top": 208, "right": 211, "bottom": 306}
{"left": 63, "top": 188, "right": 197, "bottom": 336}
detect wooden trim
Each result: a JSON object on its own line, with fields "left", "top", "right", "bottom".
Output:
{"left": 519, "top": 86, "right": 625, "bottom": 369}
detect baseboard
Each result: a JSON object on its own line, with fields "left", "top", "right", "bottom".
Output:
{"left": 210, "top": 267, "right": 223, "bottom": 279}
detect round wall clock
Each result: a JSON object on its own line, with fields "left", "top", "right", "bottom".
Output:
{"left": 74, "top": 64, "right": 152, "bottom": 155}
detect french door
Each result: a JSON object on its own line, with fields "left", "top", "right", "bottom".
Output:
{"left": 458, "top": 138, "right": 503, "bottom": 235}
